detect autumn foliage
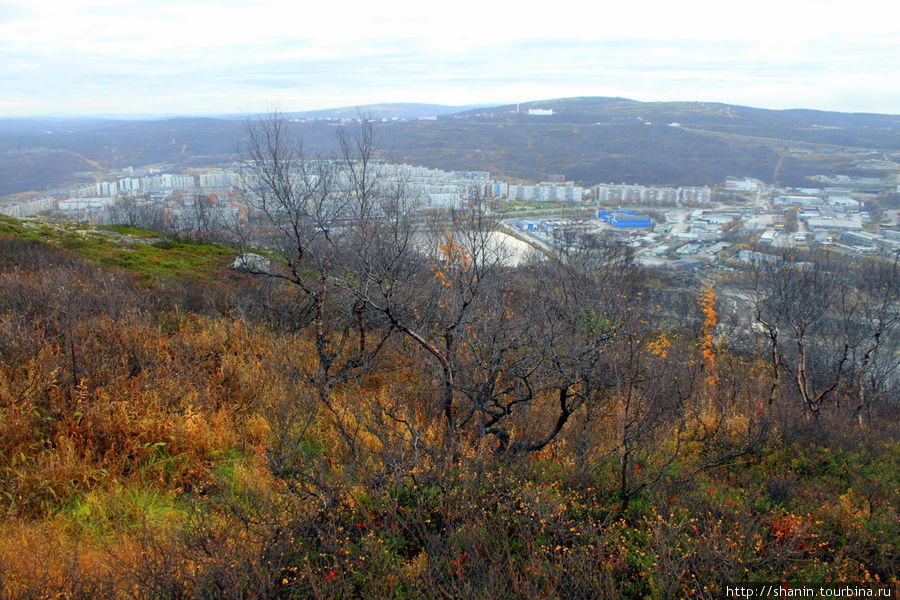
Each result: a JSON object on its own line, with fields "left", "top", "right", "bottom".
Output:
{"left": 0, "top": 222, "right": 897, "bottom": 599}
{"left": 697, "top": 283, "right": 719, "bottom": 386}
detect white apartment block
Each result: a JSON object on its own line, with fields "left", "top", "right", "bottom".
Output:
{"left": 199, "top": 171, "right": 238, "bottom": 189}
{"left": 593, "top": 184, "right": 710, "bottom": 205}
{"left": 58, "top": 197, "right": 117, "bottom": 211}
{"left": 95, "top": 181, "right": 118, "bottom": 197}
{"left": 508, "top": 183, "right": 585, "bottom": 202}
{"left": 118, "top": 178, "right": 142, "bottom": 193}
{"left": 725, "top": 178, "right": 762, "bottom": 192}
{"left": 0, "top": 196, "right": 57, "bottom": 217}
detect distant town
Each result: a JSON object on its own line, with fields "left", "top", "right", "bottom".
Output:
{"left": 2, "top": 154, "right": 898, "bottom": 269}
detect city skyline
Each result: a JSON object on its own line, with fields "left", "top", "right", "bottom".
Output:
{"left": 1, "top": 0, "right": 898, "bottom": 117}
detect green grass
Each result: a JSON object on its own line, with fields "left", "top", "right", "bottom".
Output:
{"left": 61, "top": 483, "right": 185, "bottom": 538}
{"left": 99, "top": 224, "right": 165, "bottom": 238}
{"left": 0, "top": 216, "right": 236, "bottom": 280}
{"left": 76, "top": 235, "right": 234, "bottom": 280}
{"left": 0, "top": 216, "right": 46, "bottom": 241}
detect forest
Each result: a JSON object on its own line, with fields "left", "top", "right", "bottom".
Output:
{"left": 0, "top": 116, "right": 898, "bottom": 599}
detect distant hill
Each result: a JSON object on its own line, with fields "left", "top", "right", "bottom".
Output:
{"left": 369, "top": 97, "right": 900, "bottom": 188}
{"left": 1, "top": 98, "right": 898, "bottom": 197}
{"left": 285, "top": 103, "right": 489, "bottom": 121}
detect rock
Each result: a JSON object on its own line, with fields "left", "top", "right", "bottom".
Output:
{"left": 232, "top": 252, "right": 270, "bottom": 273}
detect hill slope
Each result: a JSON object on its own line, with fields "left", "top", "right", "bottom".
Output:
{"left": 0, "top": 216, "right": 897, "bottom": 598}
{"left": 1, "top": 97, "right": 898, "bottom": 196}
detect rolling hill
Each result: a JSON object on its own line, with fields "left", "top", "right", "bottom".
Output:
{"left": 1, "top": 97, "right": 898, "bottom": 197}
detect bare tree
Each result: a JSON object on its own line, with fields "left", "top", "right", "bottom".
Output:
{"left": 241, "top": 109, "right": 719, "bottom": 473}
{"left": 349, "top": 204, "right": 510, "bottom": 452}
{"left": 842, "top": 254, "right": 900, "bottom": 425}
{"left": 751, "top": 251, "right": 838, "bottom": 418}
{"left": 751, "top": 249, "right": 899, "bottom": 423}
{"left": 172, "top": 193, "right": 228, "bottom": 241}
{"left": 237, "top": 111, "right": 398, "bottom": 468}
{"left": 109, "top": 196, "right": 168, "bottom": 231}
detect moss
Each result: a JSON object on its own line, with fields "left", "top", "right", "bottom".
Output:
{"left": 99, "top": 224, "right": 165, "bottom": 238}
{"left": 0, "top": 216, "right": 237, "bottom": 281}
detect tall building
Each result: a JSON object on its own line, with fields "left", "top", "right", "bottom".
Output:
{"left": 593, "top": 184, "right": 710, "bottom": 206}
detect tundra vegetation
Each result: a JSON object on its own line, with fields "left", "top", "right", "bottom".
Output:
{"left": 0, "top": 117, "right": 897, "bottom": 599}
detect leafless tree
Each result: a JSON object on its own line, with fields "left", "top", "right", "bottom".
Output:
{"left": 841, "top": 254, "right": 900, "bottom": 425}
{"left": 751, "top": 249, "right": 899, "bottom": 423}
{"left": 172, "top": 193, "right": 228, "bottom": 241}
{"left": 109, "top": 196, "right": 168, "bottom": 231}
{"left": 349, "top": 204, "right": 510, "bottom": 453}
{"left": 241, "top": 109, "right": 741, "bottom": 475}
{"left": 236, "top": 111, "right": 399, "bottom": 471}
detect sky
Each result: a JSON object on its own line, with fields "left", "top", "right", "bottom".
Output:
{"left": 1, "top": 0, "right": 898, "bottom": 117}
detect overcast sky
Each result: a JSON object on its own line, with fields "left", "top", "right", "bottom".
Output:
{"left": 1, "top": 0, "right": 898, "bottom": 117}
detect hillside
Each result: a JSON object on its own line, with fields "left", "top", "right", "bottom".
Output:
{"left": 2, "top": 97, "right": 899, "bottom": 197}
{"left": 285, "top": 102, "right": 488, "bottom": 121}
{"left": 461, "top": 97, "right": 900, "bottom": 148}
{"left": 0, "top": 215, "right": 897, "bottom": 598}
{"left": 379, "top": 117, "right": 783, "bottom": 186}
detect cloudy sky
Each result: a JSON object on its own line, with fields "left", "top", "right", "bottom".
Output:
{"left": 1, "top": 0, "right": 897, "bottom": 117}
